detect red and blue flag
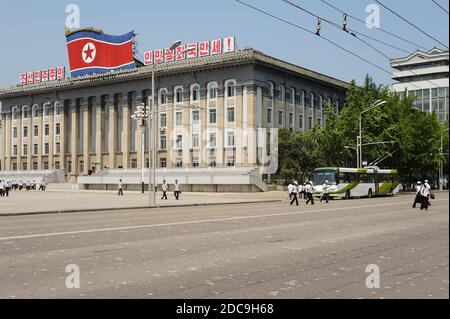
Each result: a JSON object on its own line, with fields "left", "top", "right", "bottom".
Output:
{"left": 66, "top": 29, "right": 136, "bottom": 77}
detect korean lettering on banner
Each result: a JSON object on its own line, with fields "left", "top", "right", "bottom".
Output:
{"left": 186, "top": 43, "right": 198, "bottom": 59}
{"left": 27, "top": 72, "right": 34, "bottom": 85}
{"left": 49, "top": 68, "right": 57, "bottom": 81}
{"left": 199, "top": 41, "right": 210, "bottom": 57}
{"left": 176, "top": 45, "right": 186, "bottom": 61}
{"left": 211, "top": 39, "right": 223, "bottom": 55}
{"left": 34, "top": 71, "right": 41, "bottom": 84}
{"left": 154, "top": 49, "right": 164, "bottom": 64}
{"left": 144, "top": 51, "right": 153, "bottom": 65}
{"left": 165, "top": 48, "right": 175, "bottom": 63}
{"left": 41, "top": 69, "right": 49, "bottom": 82}
{"left": 19, "top": 74, "right": 27, "bottom": 86}
{"left": 57, "top": 67, "right": 65, "bottom": 80}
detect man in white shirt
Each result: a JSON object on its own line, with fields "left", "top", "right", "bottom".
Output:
{"left": 305, "top": 182, "right": 315, "bottom": 205}
{"left": 289, "top": 182, "right": 299, "bottom": 206}
{"left": 174, "top": 180, "right": 182, "bottom": 200}
{"left": 161, "top": 180, "right": 168, "bottom": 200}
{"left": 0, "top": 180, "right": 4, "bottom": 197}
{"left": 412, "top": 181, "right": 422, "bottom": 208}
{"left": 118, "top": 179, "right": 124, "bottom": 196}
{"left": 320, "top": 180, "right": 331, "bottom": 203}
{"left": 287, "top": 181, "right": 294, "bottom": 201}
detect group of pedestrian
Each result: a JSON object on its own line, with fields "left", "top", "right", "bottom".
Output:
{"left": 117, "top": 179, "right": 183, "bottom": 200}
{"left": 412, "top": 179, "right": 433, "bottom": 211}
{"left": 287, "top": 180, "right": 325, "bottom": 206}
{"left": 0, "top": 178, "right": 46, "bottom": 197}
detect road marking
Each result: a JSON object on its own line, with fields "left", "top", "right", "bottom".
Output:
{"left": 0, "top": 199, "right": 447, "bottom": 241}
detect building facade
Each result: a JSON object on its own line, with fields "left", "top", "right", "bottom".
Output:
{"left": 0, "top": 49, "right": 348, "bottom": 187}
{"left": 390, "top": 48, "right": 449, "bottom": 122}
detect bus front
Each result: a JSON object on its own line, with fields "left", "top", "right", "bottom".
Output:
{"left": 312, "top": 168, "right": 338, "bottom": 197}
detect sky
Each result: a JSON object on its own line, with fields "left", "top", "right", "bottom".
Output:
{"left": 0, "top": 0, "right": 448, "bottom": 89}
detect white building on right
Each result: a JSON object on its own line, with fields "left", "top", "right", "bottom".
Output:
{"left": 390, "top": 48, "right": 449, "bottom": 122}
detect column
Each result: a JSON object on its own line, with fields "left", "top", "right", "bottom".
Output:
{"left": 105, "top": 95, "right": 117, "bottom": 168}
{"left": 135, "top": 93, "right": 143, "bottom": 169}
{"left": 59, "top": 102, "right": 66, "bottom": 171}
{"left": 216, "top": 87, "right": 224, "bottom": 167}
{"left": 247, "top": 85, "right": 257, "bottom": 166}
{"left": 82, "top": 100, "right": 91, "bottom": 175}
{"left": 1, "top": 114, "right": 7, "bottom": 171}
{"left": 70, "top": 100, "right": 79, "bottom": 176}
{"left": 36, "top": 106, "right": 43, "bottom": 170}
{"left": 182, "top": 89, "right": 190, "bottom": 167}
{"left": 122, "top": 93, "right": 131, "bottom": 169}
{"left": 5, "top": 113, "right": 11, "bottom": 170}
{"left": 235, "top": 85, "right": 244, "bottom": 166}
{"left": 95, "top": 99, "right": 103, "bottom": 170}
{"left": 48, "top": 105, "right": 54, "bottom": 170}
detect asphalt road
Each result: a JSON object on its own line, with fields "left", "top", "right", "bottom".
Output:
{"left": 0, "top": 194, "right": 448, "bottom": 299}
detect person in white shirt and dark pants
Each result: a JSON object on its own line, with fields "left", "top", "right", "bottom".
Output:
{"left": 174, "top": 180, "right": 182, "bottom": 200}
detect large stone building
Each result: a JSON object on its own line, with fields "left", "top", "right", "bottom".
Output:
{"left": 390, "top": 48, "right": 449, "bottom": 122}
{"left": 0, "top": 49, "right": 348, "bottom": 191}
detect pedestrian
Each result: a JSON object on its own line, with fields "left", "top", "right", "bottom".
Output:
{"left": 4, "top": 179, "right": 10, "bottom": 197}
{"left": 287, "top": 181, "right": 294, "bottom": 201}
{"left": 18, "top": 180, "right": 23, "bottom": 191}
{"left": 0, "top": 180, "right": 4, "bottom": 197}
{"left": 305, "top": 181, "right": 315, "bottom": 205}
{"left": 320, "top": 180, "right": 330, "bottom": 203}
{"left": 161, "top": 180, "right": 168, "bottom": 200}
{"left": 173, "top": 180, "right": 182, "bottom": 200}
{"left": 118, "top": 179, "right": 124, "bottom": 196}
{"left": 412, "top": 181, "right": 422, "bottom": 208}
{"left": 424, "top": 179, "right": 432, "bottom": 206}
{"left": 26, "top": 180, "right": 31, "bottom": 191}
{"left": 298, "top": 182, "right": 304, "bottom": 200}
{"left": 289, "top": 182, "right": 299, "bottom": 206}
{"left": 419, "top": 182, "right": 431, "bottom": 210}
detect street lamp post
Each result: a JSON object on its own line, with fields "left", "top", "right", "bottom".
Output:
{"left": 439, "top": 127, "right": 449, "bottom": 191}
{"left": 358, "top": 100, "right": 387, "bottom": 168}
{"left": 131, "top": 104, "right": 149, "bottom": 194}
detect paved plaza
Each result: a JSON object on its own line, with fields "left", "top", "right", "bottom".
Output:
{"left": 0, "top": 189, "right": 283, "bottom": 216}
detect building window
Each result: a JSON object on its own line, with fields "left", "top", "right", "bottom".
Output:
{"left": 299, "top": 115, "right": 303, "bottom": 129}
{"left": 278, "top": 111, "right": 284, "bottom": 127}
{"left": 79, "top": 161, "right": 84, "bottom": 173}
{"left": 209, "top": 157, "right": 217, "bottom": 167}
{"left": 160, "top": 90, "right": 168, "bottom": 105}
{"left": 23, "top": 144, "right": 28, "bottom": 156}
{"left": 55, "top": 142, "right": 61, "bottom": 154}
{"left": 309, "top": 116, "right": 313, "bottom": 130}
{"left": 227, "top": 107, "right": 235, "bottom": 123}
{"left": 209, "top": 84, "right": 218, "bottom": 99}
{"left": 175, "top": 88, "right": 183, "bottom": 104}
{"left": 33, "top": 162, "right": 38, "bottom": 170}
{"left": 192, "top": 110, "right": 200, "bottom": 125}
{"left": 55, "top": 123, "right": 61, "bottom": 135}
{"left": 160, "top": 158, "right": 167, "bottom": 168}
{"left": 192, "top": 133, "right": 199, "bottom": 148}
{"left": 209, "top": 109, "right": 217, "bottom": 124}
{"left": 12, "top": 163, "right": 17, "bottom": 171}
{"left": 289, "top": 112, "right": 294, "bottom": 128}
{"left": 146, "top": 158, "right": 150, "bottom": 168}
{"left": 192, "top": 156, "right": 199, "bottom": 167}
{"left": 227, "top": 131, "right": 235, "bottom": 147}
{"left": 160, "top": 135, "right": 167, "bottom": 150}
{"left": 22, "top": 162, "right": 27, "bottom": 170}
{"left": 33, "top": 144, "right": 38, "bottom": 155}
{"left": 45, "top": 124, "right": 50, "bottom": 136}
{"left": 44, "top": 143, "right": 49, "bottom": 155}
{"left": 55, "top": 161, "right": 60, "bottom": 170}
{"left": 191, "top": 85, "right": 200, "bottom": 102}
{"left": 131, "top": 159, "right": 138, "bottom": 168}
{"left": 226, "top": 81, "right": 236, "bottom": 98}
{"left": 13, "top": 145, "right": 18, "bottom": 156}
{"left": 226, "top": 155, "right": 235, "bottom": 167}
{"left": 176, "top": 135, "right": 183, "bottom": 149}
{"left": 278, "top": 85, "right": 285, "bottom": 102}
{"left": 34, "top": 125, "right": 39, "bottom": 137}
{"left": 267, "top": 109, "right": 272, "bottom": 125}
{"left": 13, "top": 127, "right": 18, "bottom": 138}
{"left": 209, "top": 133, "right": 217, "bottom": 148}
{"left": 176, "top": 112, "right": 183, "bottom": 126}
{"left": 290, "top": 88, "right": 296, "bottom": 105}
{"left": 160, "top": 113, "right": 167, "bottom": 128}
{"left": 43, "top": 161, "right": 49, "bottom": 170}
{"left": 176, "top": 158, "right": 183, "bottom": 167}
{"left": 23, "top": 126, "right": 28, "bottom": 138}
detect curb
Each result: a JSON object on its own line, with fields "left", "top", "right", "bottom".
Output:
{"left": 0, "top": 199, "right": 282, "bottom": 217}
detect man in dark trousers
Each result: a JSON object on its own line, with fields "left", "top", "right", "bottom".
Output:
{"left": 118, "top": 179, "right": 124, "bottom": 196}
{"left": 289, "top": 182, "right": 299, "bottom": 206}
{"left": 173, "top": 180, "right": 182, "bottom": 200}
{"left": 161, "top": 180, "right": 168, "bottom": 200}
{"left": 305, "top": 181, "right": 315, "bottom": 205}
{"left": 412, "top": 181, "right": 422, "bottom": 208}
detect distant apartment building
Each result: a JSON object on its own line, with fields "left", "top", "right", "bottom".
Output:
{"left": 390, "top": 48, "right": 449, "bottom": 122}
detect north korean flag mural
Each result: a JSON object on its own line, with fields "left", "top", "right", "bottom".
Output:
{"left": 66, "top": 29, "right": 136, "bottom": 78}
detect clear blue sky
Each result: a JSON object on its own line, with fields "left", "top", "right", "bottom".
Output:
{"left": 0, "top": 0, "right": 448, "bottom": 89}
